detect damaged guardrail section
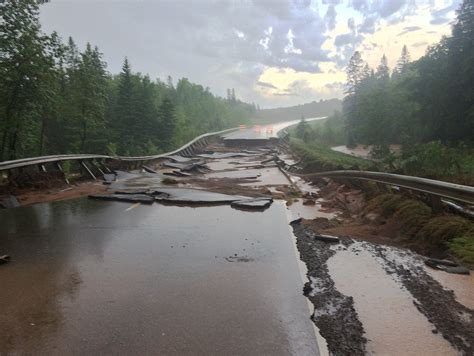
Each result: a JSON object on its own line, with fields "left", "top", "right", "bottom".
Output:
{"left": 0, "top": 127, "right": 238, "bottom": 173}
{"left": 291, "top": 170, "right": 474, "bottom": 205}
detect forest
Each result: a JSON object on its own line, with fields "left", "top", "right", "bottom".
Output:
{"left": 0, "top": 1, "right": 256, "bottom": 160}
{"left": 294, "top": 0, "right": 474, "bottom": 182}
{"left": 343, "top": 0, "right": 473, "bottom": 147}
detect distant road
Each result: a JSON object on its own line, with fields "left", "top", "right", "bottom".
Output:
{"left": 222, "top": 117, "right": 326, "bottom": 140}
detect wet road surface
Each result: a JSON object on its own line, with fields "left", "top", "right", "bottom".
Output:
{"left": 0, "top": 199, "right": 320, "bottom": 355}
{"left": 222, "top": 117, "right": 325, "bottom": 141}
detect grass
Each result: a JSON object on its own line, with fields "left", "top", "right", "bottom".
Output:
{"left": 290, "top": 139, "right": 374, "bottom": 172}
{"left": 366, "top": 193, "right": 474, "bottom": 264}
{"left": 417, "top": 216, "right": 472, "bottom": 246}
{"left": 447, "top": 236, "right": 474, "bottom": 265}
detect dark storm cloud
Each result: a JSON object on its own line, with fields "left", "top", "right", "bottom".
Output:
{"left": 40, "top": 0, "right": 331, "bottom": 106}
{"left": 430, "top": 1, "right": 460, "bottom": 25}
{"left": 257, "top": 81, "right": 279, "bottom": 89}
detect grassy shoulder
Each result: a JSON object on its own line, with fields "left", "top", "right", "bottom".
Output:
{"left": 290, "top": 138, "right": 374, "bottom": 171}
{"left": 290, "top": 114, "right": 474, "bottom": 185}
{"left": 367, "top": 193, "right": 474, "bottom": 265}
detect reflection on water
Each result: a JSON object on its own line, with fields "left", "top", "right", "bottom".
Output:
{"left": 0, "top": 199, "right": 319, "bottom": 355}
{"left": 327, "top": 246, "right": 456, "bottom": 355}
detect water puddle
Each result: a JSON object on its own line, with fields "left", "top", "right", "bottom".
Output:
{"left": 0, "top": 200, "right": 319, "bottom": 355}
{"left": 327, "top": 245, "right": 456, "bottom": 355}
{"left": 427, "top": 269, "right": 474, "bottom": 310}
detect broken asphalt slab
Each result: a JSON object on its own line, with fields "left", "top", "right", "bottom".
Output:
{"left": 230, "top": 198, "right": 273, "bottom": 211}
{"left": 162, "top": 161, "right": 209, "bottom": 172}
{"left": 150, "top": 188, "right": 252, "bottom": 205}
{"left": 196, "top": 152, "right": 260, "bottom": 159}
{"left": 88, "top": 194, "right": 155, "bottom": 204}
{"left": 163, "top": 155, "right": 197, "bottom": 163}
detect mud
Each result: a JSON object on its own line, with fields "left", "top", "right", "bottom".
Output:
{"left": 290, "top": 219, "right": 367, "bottom": 355}
{"left": 294, "top": 215, "right": 474, "bottom": 355}
{"left": 6, "top": 181, "right": 107, "bottom": 208}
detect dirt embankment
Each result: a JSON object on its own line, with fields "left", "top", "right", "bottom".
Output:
{"left": 305, "top": 177, "right": 474, "bottom": 267}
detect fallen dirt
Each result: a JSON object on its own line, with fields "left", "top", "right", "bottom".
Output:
{"left": 291, "top": 218, "right": 367, "bottom": 355}
{"left": 186, "top": 177, "right": 272, "bottom": 198}
{"left": 292, "top": 217, "right": 474, "bottom": 355}
{"left": 12, "top": 181, "right": 107, "bottom": 207}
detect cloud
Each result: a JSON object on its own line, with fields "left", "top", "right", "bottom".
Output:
{"left": 412, "top": 41, "right": 428, "bottom": 48}
{"left": 397, "top": 25, "right": 422, "bottom": 36}
{"left": 39, "top": 0, "right": 458, "bottom": 108}
{"left": 257, "top": 81, "right": 278, "bottom": 89}
{"left": 325, "top": 4, "right": 337, "bottom": 31}
{"left": 430, "top": 1, "right": 460, "bottom": 25}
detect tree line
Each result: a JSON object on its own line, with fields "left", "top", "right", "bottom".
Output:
{"left": 0, "top": 0, "right": 255, "bottom": 160}
{"left": 343, "top": 0, "right": 473, "bottom": 148}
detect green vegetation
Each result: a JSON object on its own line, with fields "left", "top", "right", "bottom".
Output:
{"left": 0, "top": 0, "right": 255, "bottom": 160}
{"left": 293, "top": 114, "right": 346, "bottom": 147}
{"left": 448, "top": 236, "right": 474, "bottom": 265}
{"left": 366, "top": 193, "right": 474, "bottom": 264}
{"left": 290, "top": 138, "right": 373, "bottom": 172}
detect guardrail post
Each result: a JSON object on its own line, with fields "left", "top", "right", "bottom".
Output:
{"left": 92, "top": 160, "right": 105, "bottom": 176}
{"left": 80, "top": 160, "right": 96, "bottom": 180}
{"left": 55, "top": 162, "right": 70, "bottom": 184}
{"left": 38, "top": 164, "right": 47, "bottom": 173}
{"left": 430, "top": 195, "right": 443, "bottom": 213}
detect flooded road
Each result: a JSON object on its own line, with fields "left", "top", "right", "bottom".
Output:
{"left": 0, "top": 199, "right": 319, "bottom": 355}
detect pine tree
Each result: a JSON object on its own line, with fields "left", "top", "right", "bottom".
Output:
{"left": 345, "top": 51, "right": 365, "bottom": 94}
{"left": 395, "top": 45, "right": 411, "bottom": 75}
{"left": 376, "top": 54, "right": 390, "bottom": 82}
{"left": 0, "top": 0, "right": 55, "bottom": 159}
{"left": 158, "top": 98, "right": 175, "bottom": 149}
{"left": 73, "top": 43, "right": 107, "bottom": 152}
{"left": 114, "top": 57, "right": 136, "bottom": 153}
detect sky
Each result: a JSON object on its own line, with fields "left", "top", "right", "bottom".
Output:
{"left": 39, "top": 0, "right": 460, "bottom": 108}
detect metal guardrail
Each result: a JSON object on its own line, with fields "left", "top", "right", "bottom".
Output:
{"left": 2, "top": 124, "right": 473, "bottom": 206}
{"left": 0, "top": 127, "right": 238, "bottom": 171}
{"left": 290, "top": 170, "right": 474, "bottom": 205}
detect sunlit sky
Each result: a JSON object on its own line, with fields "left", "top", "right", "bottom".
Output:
{"left": 40, "top": 0, "right": 459, "bottom": 108}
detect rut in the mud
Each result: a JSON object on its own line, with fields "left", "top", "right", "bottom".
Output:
{"left": 291, "top": 219, "right": 367, "bottom": 355}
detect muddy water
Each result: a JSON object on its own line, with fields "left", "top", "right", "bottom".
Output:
{"left": 327, "top": 246, "right": 457, "bottom": 355}
{"left": 427, "top": 269, "right": 474, "bottom": 310}
{"left": 0, "top": 199, "right": 319, "bottom": 355}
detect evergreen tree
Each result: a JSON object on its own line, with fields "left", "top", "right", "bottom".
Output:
{"left": 0, "top": 0, "right": 55, "bottom": 159}
{"left": 158, "top": 98, "right": 175, "bottom": 149}
{"left": 376, "top": 54, "right": 390, "bottom": 82}
{"left": 345, "top": 51, "right": 365, "bottom": 94}
{"left": 395, "top": 45, "right": 411, "bottom": 75}
{"left": 114, "top": 57, "right": 136, "bottom": 153}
